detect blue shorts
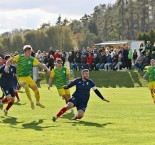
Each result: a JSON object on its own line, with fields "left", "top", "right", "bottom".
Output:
{"left": 1, "top": 87, "right": 15, "bottom": 97}
{"left": 13, "top": 83, "right": 18, "bottom": 90}
{"left": 69, "top": 96, "right": 87, "bottom": 111}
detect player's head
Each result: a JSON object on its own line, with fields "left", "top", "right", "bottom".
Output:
{"left": 81, "top": 69, "right": 89, "bottom": 80}
{"left": 23, "top": 45, "right": 32, "bottom": 57}
{"left": 150, "top": 59, "right": 155, "bottom": 66}
{"left": 56, "top": 58, "right": 63, "bottom": 68}
{"left": 4, "top": 55, "right": 11, "bottom": 61}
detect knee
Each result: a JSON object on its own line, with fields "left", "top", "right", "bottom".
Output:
{"left": 11, "top": 98, "right": 14, "bottom": 103}
{"left": 77, "top": 114, "right": 83, "bottom": 119}
{"left": 34, "top": 89, "right": 39, "bottom": 94}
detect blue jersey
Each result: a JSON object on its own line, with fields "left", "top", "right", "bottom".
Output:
{"left": 68, "top": 77, "right": 95, "bottom": 103}
{"left": 0, "top": 65, "right": 16, "bottom": 88}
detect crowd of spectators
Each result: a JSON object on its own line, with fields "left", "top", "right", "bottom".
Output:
{"left": 68, "top": 41, "right": 155, "bottom": 71}
{"left": 0, "top": 41, "right": 154, "bottom": 72}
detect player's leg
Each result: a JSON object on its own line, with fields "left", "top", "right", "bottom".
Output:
{"left": 60, "top": 89, "right": 71, "bottom": 104}
{"left": 19, "top": 77, "right": 34, "bottom": 108}
{"left": 30, "top": 85, "right": 45, "bottom": 108}
{"left": 72, "top": 109, "right": 85, "bottom": 120}
{"left": 72, "top": 103, "right": 86, "bottom": 120}
{"left": 15, "top": 91, "right": 20, "bottom": 102}
{"left": 149, "top": 82, "right": 155, "bottom": 102}
{"left": 26, "top": 76, "right": 45, "bottom": 108}
{"left": 152, "top": 83, "right": 155, "bottom": 103}
{"left": 13, "top": 84, "right": 20, "bottom": 102}
{"left": 52, "top": 102, "right": 74, "bottom": 122}
{"left": 4, "top": 95, "right": 14, "bottom": 116}
{"left": 23, "top": 83, "right": 35, "bottom": 109}
{"left": 1, "top": 88, "right": 15, "bottom": 116}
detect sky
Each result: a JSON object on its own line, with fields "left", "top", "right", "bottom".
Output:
{"left": 0, "top": 0, "right": 116, "bottom": 34}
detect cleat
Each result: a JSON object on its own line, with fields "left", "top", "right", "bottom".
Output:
{"left": 31, "top": 102, "right": 35, "bottom": 109}
{"left": 16, "top": 99, "right": 20, "bottom": 103}
{"left": 36, "top": 103, "right": 45, "bottom": 108}
{"left": 4, "top": 110, "right": 8, "bottom": 116}
{"left": 52, "top": 116, "right": 57, "bottom": 122}
{"left": 0, "top": 100, "right": 3, "bottom": 110}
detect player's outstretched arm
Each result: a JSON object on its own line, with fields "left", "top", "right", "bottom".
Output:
{"left": 63, "top": 79, "right": 76, "bottom": 89}
{"left": 48, "top": 78, "right": 53, "bottom": 90}
{"left": 38, "top": 63, "right": 51, "bottom": 75}
{"left": 93, "top": 86, "right": 110, "bottom": 102}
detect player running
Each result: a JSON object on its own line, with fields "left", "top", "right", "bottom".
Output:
{"left": 143, "top": 59, "right": 155, "bottom": 103}
{"left": 52, "top": 69, "right": 110, "bottom": 122}
{"left": 0, "top": 55, "right": 16, "bottom": 116}
{"left": 48, "top": 58, "right": 71, "bottom": 104}
{"left": 5, "top": 45, "right": 51, "bottom": 109}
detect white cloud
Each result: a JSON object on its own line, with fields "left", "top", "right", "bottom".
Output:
{"left": 0, "top": 0, "right": 116, "bottom": 34}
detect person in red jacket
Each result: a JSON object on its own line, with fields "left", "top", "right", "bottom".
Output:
{"left": 86, "top": 53, "right": 93, "bottom": 71}
{"left": 54, "top": 50, "right": 61, "bottom": 60}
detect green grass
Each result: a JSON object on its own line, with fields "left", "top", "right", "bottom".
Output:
{"left": 0, "top": 70, "right": 152, "bottom": 145}
{"left": 0, "top": 85, "right": 155, "bottom": 145}
{"left": 39, "top": 70, "right": 148, "bottom": 88}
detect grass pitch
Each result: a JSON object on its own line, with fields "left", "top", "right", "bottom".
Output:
{"left": 0, "top": 85, "right": 154, "bottom": 145}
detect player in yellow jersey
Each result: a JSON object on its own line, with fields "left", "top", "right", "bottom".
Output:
{"left": 48, "top": 58, "right": 71, "bottom": 104}
{"left": 143, "top": 59, "right": 155, "bottom": 103}
{"left": 4, "top": 45, "right": 51, "bottom": 109}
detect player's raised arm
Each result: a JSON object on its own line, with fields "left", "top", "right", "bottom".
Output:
{"left": 92, "top": 86, "right": 110, "bottom": 102}
{"left": 63, "top": 79, "right": 76, "bottom": 89}
{"left": 4, "top": 57, "right": 14, "bottom": 72}
{"left": 38, "top": 63, "right": 51, "bottom": 75}
{"left": 48, "top": 77, "right": 53, "bottom": 90}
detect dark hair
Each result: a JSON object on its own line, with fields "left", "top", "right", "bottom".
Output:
{"left": 81, "top": 69, "right": 89, "bottom": 74}
{"left": 4, "top": 55, "right": 11, "bottom": 60}
{"left": 56, "top": 58, "right": 62, "bottom": 63}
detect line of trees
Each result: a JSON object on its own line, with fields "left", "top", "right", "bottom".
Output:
{"left": 0, "top": 0, "right": 155, "bottom": 53}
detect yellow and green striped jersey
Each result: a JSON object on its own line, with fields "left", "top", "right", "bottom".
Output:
{"left": 13, "top": 54, "right": 40, "bottom": 77}
{"left": 144, "top": 66, "right": 155, "bottom": 82}
{"left": 50, "top": 66, "right": 69, "bottom": 89}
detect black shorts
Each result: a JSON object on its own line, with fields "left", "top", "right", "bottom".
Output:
{"left": 1, "top": 87, "right": 15, "bottom": 97}
{"left": 69, "top": 97, "right": 87, "bottom": 112}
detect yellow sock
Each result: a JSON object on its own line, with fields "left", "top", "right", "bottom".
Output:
{"left": 34, "top": 89, "right": 40, "bottom": 102}
{"left": 151, "top": 93, "right": 155, "bottom": 100}
{"left": 24, "top": 85, "right": 32, "bottom": 101}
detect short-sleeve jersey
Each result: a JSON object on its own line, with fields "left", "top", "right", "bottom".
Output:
{"left": 68, "top": 77, "right": 95, "bottom": 102}
{"left": 144, "top": 66, "right": 155, "bottom": 82}
{"left": 50, "top": 66, "right": 69, "bottom": 89}
{"left": 13, "top": 54, "right": 40, "bottom": 77}
{"left": 0, "top": 65, "right": 16, "bottom": 88}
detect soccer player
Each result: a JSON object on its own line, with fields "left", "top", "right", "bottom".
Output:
{"left": 0, "top": 55, "right": 16, "bottom": 116}
{"left": 48, "top": 58, "right": 71, "bottom": 104}
{"left": 5, "top": 45, "right": 51, "bottom": 109}
{"left": 12, "top": 64, "right": 20, "bottom": 102}
{"left": 0, "top": 57, "right": 5, "bottom": 99}
{"left": 52, "top": 69, "right": 110, "bottom": 122}
{"left": 143, "top": 59, "right": 155, "bottom": 103}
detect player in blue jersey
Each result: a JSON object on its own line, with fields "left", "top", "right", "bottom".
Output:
{"left": 12, "top": 62, "right": 20, "bottom": 102}
{"left": 52, "top": 69, "right": 110, "bottom": 122}
{"left": 0, "top": 55, "right": 16, "bottom": 116}
{"left": 0, "top": 57, "right": 5, "bottom": 99}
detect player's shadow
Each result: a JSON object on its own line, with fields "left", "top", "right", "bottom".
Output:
{"left": 22, "top": 119, "right": 55, "bottom": 131}
{"left": 0, "top": 117, "right": 24, "bottom": 125}
{"left": 14, "top": 102, "right": 27, "bottom": 106}
{"left": 61, "top": 111, "right": 75, "bottom": 120}
{"left": 71, "top": 121, "right": 113, "bottom": 128}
